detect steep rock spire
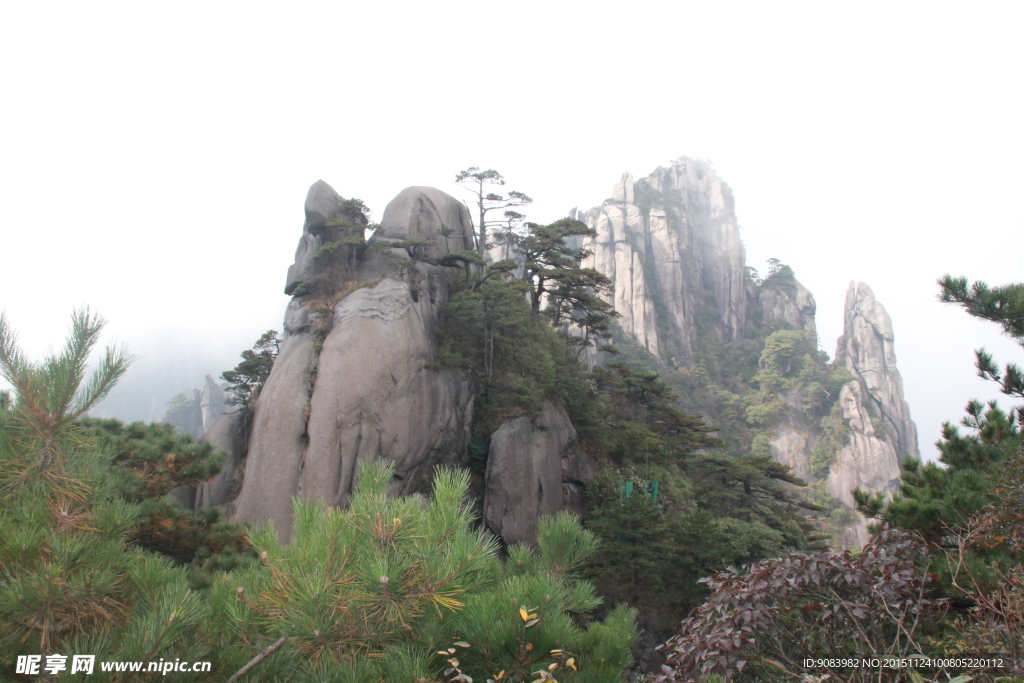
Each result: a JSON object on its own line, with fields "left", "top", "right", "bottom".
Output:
{"left": 827, "top": 282, "right": 918, "bottom": 546}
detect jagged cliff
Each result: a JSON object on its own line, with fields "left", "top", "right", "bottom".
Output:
{"left": 582, "top": 160, "right": 747, "bottom": 363}
{"left": 579, "top": 158, "right": 919, "bottom": 543}
{"left": 190, "top": 158, "right": 919, "bottom": 549}
{"left": 210, "top": 181, "right": 591, "bottom": 544}
{"left": 827, "top": 282, "right": 918, "bottom": 545}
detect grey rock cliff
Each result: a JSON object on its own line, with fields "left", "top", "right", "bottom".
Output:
{"left": 232, "top": 182, "right": 477, "bottom": 541}
{"left": 835, "top": 282, "right": 919, "bottom": 460}
{"left": 581, "top": 157, "right": 748, "bottom": 364}
{"left": 826, "top": 282, "right": 918, "bottom": 545}
{"left": 298, "top": 276, "right": 474, "bottom": 514}
{"left": 483, "top": 401, "right": 585, "bottom": 547}
{"left": 231, "top": 331, "right": 317, "bottom": 536}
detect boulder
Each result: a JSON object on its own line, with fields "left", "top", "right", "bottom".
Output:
{"left": 374, "top": 186, "right": 475, "bottom": 258}
{"left": 484, "top": 401, "right": 579, "bottom": 547}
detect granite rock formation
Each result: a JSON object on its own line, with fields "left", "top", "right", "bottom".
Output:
{"left": 232, "top": 181, "right": 479, "bottom": 540}
{"left": 834, "top": 282, "right": 919, "bottom": 460}
{"left": 194, "top": 164, "right": 920, "bottom": 551}
{"left": 759, "top": 279, "right": 817, "bottom": 339}
{"left": 194, "top": 407, "right": 247, "bottom": 510}
{"left": 581, "top": 161, "right": 918, "bottom": 546}
{"left": 483, "top": 401, "right": 586, "bottom": 546}
{"left": 582, "top": 158, "right": 748, "bottom": 364}
{"left": 199, "top": 375, "right": 225, "bottom": 433}
{"left": 826, "top": 282, "right": 918, "bottom": 545}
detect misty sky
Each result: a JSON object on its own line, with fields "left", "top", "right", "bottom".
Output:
{"left": 1, "top": 2, "right": 1021, "bottom": 461}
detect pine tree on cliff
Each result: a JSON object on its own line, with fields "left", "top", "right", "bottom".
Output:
{"left": 455, "top": 167, "right": 533, "bottom": 255}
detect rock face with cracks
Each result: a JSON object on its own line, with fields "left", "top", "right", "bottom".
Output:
{"left": 579, "top": 161, "right": 919, "bottom": 547}
{"left": 835, "top": 282, "right": 919, "bottom": 462}
{"left": 483, "top": 401, "right": 585, "bottom": 547}
{"left": 759, "top": 280, "right": 817, "bottom": 339}
{"left": 581, "top": 157, "right": 748, "bottom": 364}
{"left": 827, "top": 282, "right": 918, "bottom": 546}
{"left": 285, "top": 180, "right": 353, "bottom": 296}
{"left": 232, "top": 182, "right": 478, "bottom": 541}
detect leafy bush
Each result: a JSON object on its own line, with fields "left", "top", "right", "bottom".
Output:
{"left": 655, "top": 527, "right": 945, "bottom": 682}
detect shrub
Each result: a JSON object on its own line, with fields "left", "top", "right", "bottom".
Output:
{"left": 655, "top": 526, "right": 946, "bottom": 683}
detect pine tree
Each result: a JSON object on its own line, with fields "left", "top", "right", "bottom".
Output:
{"left": 80, "top": 418, "right": 251, "bottom": 572}
{"left": 0, "top": 309, "right": 212, "bottom": 680}
{"left": 856, "top": 276, "right": 1024, "bottom": 588}
{"left": 455, "top": 167, "right": 533, "bottom": 255}
{"left": 210, "top": 461, "right": 637, "bottom": 682}
{"left": 582, "top": 363, "right": 818, "bottom": 627}
{"left": 221, "top": 330, "right": 281, "bottom": 407}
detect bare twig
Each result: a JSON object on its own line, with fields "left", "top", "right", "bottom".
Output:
{"left": 225, "top": 636, "right": 287, "bottom": 683}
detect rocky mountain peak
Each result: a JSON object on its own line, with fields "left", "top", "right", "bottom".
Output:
{"left": 582, "top": 156, "right": 748, "bottom": 364}
{"left": 835, "top": 282, "right": 919, "bottom": 460}
{"left": 825, "top": 281, "right": 918, "bottom": 546}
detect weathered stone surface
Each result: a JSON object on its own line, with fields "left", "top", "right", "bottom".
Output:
{"left": 826, "top": 382, "right": 903, "bottom": 546}
{"left": 284, "top": 180, "right": 360, "bottom": 296}
{"left": 231, "top": 332, "right": 316, "bottom": 538}
{"left": 821, "top": 282, "right": 918, "bottom": 546}
{"left": 759, "top": 279, "right": 817, "bottom": 340}
{"left": 375, "top": 186, "right": 476, "bottom": 258}
{"left": 561, "top": 447, "right": 598, "bottom": 517}
{"left": 584, "top": 201, "right": 660, "bottom": 355}
{"left": 484, "top": 401, "right": 579, "bottom": 547}
{"left": 298, "top": 276, "right": 474, "bottom": 515}
{"left": 581, "top": 157, "right": 748, "bottom": 364}
{"left": 283, "top": 299, "right": 311, "bottom": 336}
{"left": 610, "top": 172, "right": 635, "bottom": 203}
{"left": 236, "top": 186, "right": 476, "bottom": 541}
{"left": 835, "top": 282, "right": 919, "bottom": 460}
{"left": 194, "top": 408, "right": 247, "bottom": 510}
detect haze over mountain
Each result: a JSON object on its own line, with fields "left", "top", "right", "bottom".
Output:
{"left": 1, "top": 3, "right": 1022, "bottom": 461}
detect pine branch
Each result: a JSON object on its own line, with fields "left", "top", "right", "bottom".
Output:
{"left": 225, "top": 636, "right": 287, "bottom": 683}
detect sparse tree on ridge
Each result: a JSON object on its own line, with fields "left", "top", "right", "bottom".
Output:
{"left": 455, "top": 167, "right": 533, "bottom": 255}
